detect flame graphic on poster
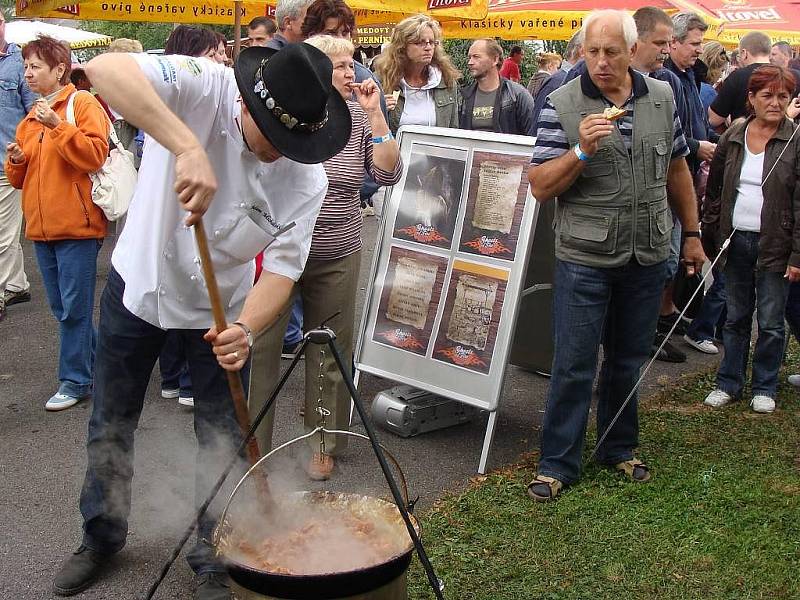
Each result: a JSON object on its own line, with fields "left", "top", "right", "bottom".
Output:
{"left": 436, "top": 345, "right": 488, "bottom": 368}
{"left": 397, "top": 225, "right": 448, "bottom": 244}
{"left": 463, "top": 235, "right": 513, "bottom": 257}
{"left": 377, "top": 328, "right": 425, "bottom": 351}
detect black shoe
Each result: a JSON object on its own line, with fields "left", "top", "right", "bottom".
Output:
{"left": 652, "top": 333, "right": 687, "bottom": 363}
{"left": 4, "top": 288, "right": 31, "bottom": 306}
{"left": 195, "top": 572, "right": 231, "bottom": 600}
{"left": 657, "top": 312, "right": 687, "bottom": 335}
{"left": 53, "top": 545, "right": 111, "bottom": 596}
{"left": 281, "top": 341, "right": 304, "bottom": 360}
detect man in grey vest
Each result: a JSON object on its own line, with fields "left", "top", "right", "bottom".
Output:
{"left": 526, "top": 10, "right": 705, "bottom": 501}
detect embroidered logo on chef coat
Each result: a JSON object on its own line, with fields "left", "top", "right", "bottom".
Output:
{"left": 247, "top": 203, "right": 296, "bottom": 245}
{"left": 156, "top": 57, "right": 177, "bottom": 84}
{"left": 178, "top": 58, "right": 203, "bottom": 77}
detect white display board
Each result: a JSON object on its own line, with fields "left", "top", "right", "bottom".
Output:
{"left": 354, "top": 126, "right": 539, "bottom": 472}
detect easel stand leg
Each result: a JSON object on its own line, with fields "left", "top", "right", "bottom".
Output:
{"left": 479, "top": 411, "right": 499, "bottom": 475}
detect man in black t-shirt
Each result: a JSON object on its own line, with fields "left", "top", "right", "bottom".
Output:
{"left": 459, "top": 38, "right": 536, "bottom": 136}
{"left": 709, "top": 31, "right": 800, "bottom": 130}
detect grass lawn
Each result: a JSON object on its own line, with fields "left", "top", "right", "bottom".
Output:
{"left": 408, "top": 346, "right": 800, "bottom": 600}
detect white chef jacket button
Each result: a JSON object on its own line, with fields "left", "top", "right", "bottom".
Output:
{"left": 193, "top": 257, "right": 201, "bottom": 264}
{"left": 190, "top": 274, "right": 198, "bottom": 281}
{"left": 221, "top": 130, "right": 227, "bottom": 137}
{"left": 159, "top": 288, "right": 166, "bottom": 296}
{"left": 239, "top": 202, "right": 246, "bottom": 208}
{"left": 214, "top": 230, "right": 221, "bottom": 237}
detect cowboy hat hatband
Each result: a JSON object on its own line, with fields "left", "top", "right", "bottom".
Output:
{"left": 235, "top": 43, "right": 351, "bottom": 165}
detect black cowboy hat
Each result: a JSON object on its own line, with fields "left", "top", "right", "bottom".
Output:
{"left": 235, "top": 43, "right": 351, "bottom": 164}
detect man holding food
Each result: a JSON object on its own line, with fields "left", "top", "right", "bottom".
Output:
{"left": 526, "top": 9, "right": 706, "bottom": 501}
{"left": 51, "top": 44, "right": 350, "bottom": 599}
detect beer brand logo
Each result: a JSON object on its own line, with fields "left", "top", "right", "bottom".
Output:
{"left": 427, "top": 0, "right": 472, "bottom": 10}
{"left": 716, "top": 5, "right": 783, "bottom": 23}
{"left": 56, "top": 4, "right": 80, "bottom": 16}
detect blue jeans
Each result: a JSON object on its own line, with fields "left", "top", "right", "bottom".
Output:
{"left": 159, "top": 332, "right": 193, "bottom": 397}
{"left": 538, "top": 258, "right": 667, "bottom": 485}
{"left": 283, "top": 294, "right": 303, "bottom": 346}
{"left": 79, "top": 269, "right": 247, "bottom": 575}
{"left": 716, "top": 231, "right": 788, "bottom": 399}
{"left": 685, "top": 268, "right": 727, "bottom": 343}
{"left": 34, "top": 239, "right": 101, "bottom": 398}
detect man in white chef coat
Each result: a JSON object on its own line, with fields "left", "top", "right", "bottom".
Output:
{"left": 52, "top": 44, "right": 351, "bottom": 600}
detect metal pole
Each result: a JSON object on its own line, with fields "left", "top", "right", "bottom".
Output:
{"left": 233, "top": 0, "right": 242, "bottom": 59}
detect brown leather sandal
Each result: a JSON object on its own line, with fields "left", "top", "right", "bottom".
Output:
{"left": 614, "top": 458, "right": 651, "bottom": 482}
{"left": 526, "top": 474, "right": 564, "bottom": 502}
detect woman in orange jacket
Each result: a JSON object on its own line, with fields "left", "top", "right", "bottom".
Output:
{"left": 4, "top": 36, "right": 109, "bottom": 411}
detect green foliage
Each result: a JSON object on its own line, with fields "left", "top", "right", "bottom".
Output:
{"left": 443, "top": 39, "right": 554, "bottom": 88}
{"left": 406, "top": 345, "right": 800, "bottom": 599}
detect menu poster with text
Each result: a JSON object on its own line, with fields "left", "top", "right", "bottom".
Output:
{"left": 373, "top": 247, "right": 448, "bottom": 356}
{"left": 459, "top": 151, "right": 529, "bottom": 261}
{"left": 432, "top": 261, "right": 509, "bottom": 375}
{"left": 393, "top": 143, "right": 467, "bottom": 250}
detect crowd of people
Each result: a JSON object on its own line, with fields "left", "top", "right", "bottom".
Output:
{"left": 1, "top": 0, "right": 800, "bottom": 598}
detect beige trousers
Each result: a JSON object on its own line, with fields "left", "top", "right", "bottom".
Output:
{"left": 247, "top": 251, "right": 361, "bottom": 456}
{"left": 0, "top": 176, "right": 29, "bottom": 297}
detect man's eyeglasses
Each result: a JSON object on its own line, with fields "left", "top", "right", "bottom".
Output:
{"left": 411, "top": 39, "right": 440, "bottom": 48}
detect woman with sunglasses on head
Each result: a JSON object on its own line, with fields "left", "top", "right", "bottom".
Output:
{"left": 701, "top": 65, "right": 800, "bottom": 414}
{"left": 372, "top": 14, "right": 460, "bottom": 135}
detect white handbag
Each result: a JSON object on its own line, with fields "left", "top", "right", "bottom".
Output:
{"left": 66, "top": 91, "right": 137, "bottom": 221}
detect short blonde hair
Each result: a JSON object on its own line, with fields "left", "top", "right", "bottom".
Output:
{"left": 304, "top": 34, "right": 355, "bottom": 59}
{"left": 537, "top": 52, "right": 561, "bottom": 70}
{"left": 107, "top": 38, "right": 143, "bottom": 53}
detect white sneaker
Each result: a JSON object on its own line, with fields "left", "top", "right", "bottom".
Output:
{"left": 788, "top": 374, "right": 800, "bottom": 387}
{"left": 161, "top": 388, "right": 180, "bottom": 399}
{"left": 750, "top": 395, "right": 775, "bottom": 413}
{"left": 704, "top": 389, "right": 732, "bottom": 408}
{"left": 45, "top": 393, "right": 81, "bottom": 411}
{"left": 683, "top": 335, "right": 719, "bottom": 354}
{"left": 178, "top": 396, "right": 194, "bottom": 408}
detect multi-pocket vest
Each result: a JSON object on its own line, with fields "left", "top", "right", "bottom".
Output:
{"left": 549, "top": 76, "right": 677, "bottom": 268}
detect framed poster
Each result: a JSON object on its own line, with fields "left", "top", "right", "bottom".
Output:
{"left": 458, "top": 151, "right": 530, "bottom": 261}
{"left": 355, "top": 126, "right": 540, "bottom": 417}
{"left": 432, "top": 261, "right": 509, "bottom": 375}
{"left": 372, "top": 247, "right": 448, "bottom": 356}
{"left": 392, "top": 143, "right": 467, "bottom": 249}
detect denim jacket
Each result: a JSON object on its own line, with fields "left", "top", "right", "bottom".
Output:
{"left": 0, "top": 43, "right": 37, "bottom": 175}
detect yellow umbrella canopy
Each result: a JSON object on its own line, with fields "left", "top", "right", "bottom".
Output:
{"left": 15, "top": 0, "right": 488, "bottom": 24}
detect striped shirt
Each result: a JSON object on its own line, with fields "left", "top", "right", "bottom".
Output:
{"left": 531, "top": 71, "right": 689, "bottom": 166}
{"left": 309, "top": 100, "right": 403, "bottom": 260}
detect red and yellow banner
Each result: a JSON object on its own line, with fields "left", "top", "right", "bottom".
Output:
{"left": 16, "top": 0, "right": 489, "bottom": 22}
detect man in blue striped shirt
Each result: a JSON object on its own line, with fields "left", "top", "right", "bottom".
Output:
{"left": 525, "top": 9, "right": 706, "bottom": 502}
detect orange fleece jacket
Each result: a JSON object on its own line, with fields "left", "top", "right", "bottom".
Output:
{"left": 5, "top": 84, "right": 109, "bottom": 241}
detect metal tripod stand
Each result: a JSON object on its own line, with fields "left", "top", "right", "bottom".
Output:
{"left": 145, "top": 325, "right": 446, "bottom": 600}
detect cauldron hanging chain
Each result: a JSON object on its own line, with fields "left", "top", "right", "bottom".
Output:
{"left": 317, "top": 347, "right": 330, "bottom": 455}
